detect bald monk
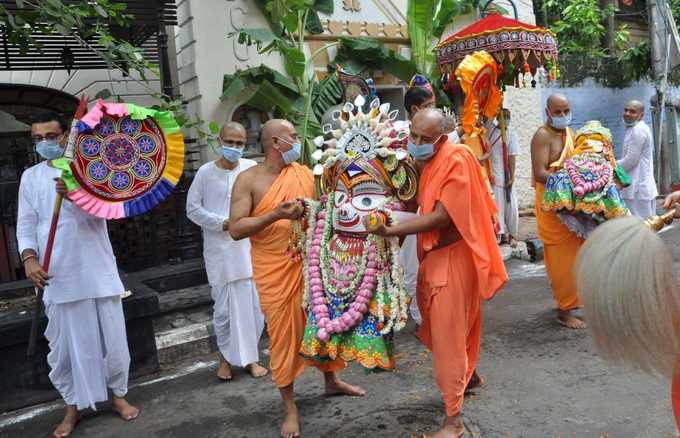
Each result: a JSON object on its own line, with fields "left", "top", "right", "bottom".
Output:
{"left": 229, "top": 119, "right": 365, "bottom": 438}
{"left": 366, "top": 109, "right": 507, "bottom": 438}
{"left": 531, "top": 93, "right": 586, "bottom": 329}
{"left": 619, "top": 99, "right": 657, "bottom": 218}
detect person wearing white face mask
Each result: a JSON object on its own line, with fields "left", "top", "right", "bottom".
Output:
{"left": 531, "top": 93, "right": 587, "bottom": 330}
{"left": 186, "top": 121, "right": 268, "bottom": 382}
{"left": 17, "top": 112, "right": 140, "bottom": 437}
{"left": 618, "top": 100, "right": 658, "bottom": 218}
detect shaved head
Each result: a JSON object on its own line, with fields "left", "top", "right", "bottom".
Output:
{"left": 261, "top": 119, "right": 296, "bottom": 151}
{"left": 547, "top": 93, "right": 569, "bottom": 111}
{"left": 626, "top": 100, "right": 644, "bottom": 112}
{"left": 545, "top": 93, "right": 571, "bottom": 127}
{"left": 409, "top": 108, "right": 447, "bottom": 161}
{"left": 220, "top": 121, "right": 246, "bottom": 137}
{"left": 624, "top": 100, "right": 645, "bottom": 124}
{"left": 218, "top": 121, "right": 247, "bottom": 150}
{"left": 412, "top": 108, "right": 446, "bottom": 138}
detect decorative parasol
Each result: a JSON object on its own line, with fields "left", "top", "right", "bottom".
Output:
{"left": 53, "top": 100, "right": 185, "bottom": 219}
{"left": 437, "top": 13, "right": 559, "bottom": 89}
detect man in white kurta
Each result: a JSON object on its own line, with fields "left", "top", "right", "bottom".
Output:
{"left": 487, "top": 109, "right": 520, "bottom": 244}
{"left": 186, "top": 122, "right": 267, "bottom": 380}
{"left": 16, "top": 112, "right": 138, "bottom": 438}
{"left": 618, "top": 100, "right": 658, "bottom": 218}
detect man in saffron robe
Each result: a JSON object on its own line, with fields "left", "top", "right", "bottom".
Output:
{"left": 229, "top": 119, "right": 365, "bottom": 438}
{"left": 366, "top": 109, "right": 507, "bottom": 438}
{"left": 531, "top": 93, "right": 586, "bottom": 329}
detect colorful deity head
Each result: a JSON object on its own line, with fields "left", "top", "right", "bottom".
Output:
{"left": 311, "top": 95, "right": 418, "bottom": 234}
{"left": 295, "top": 95, "right": 416, "bottom": 346}
{"left": 574, "top": 120, "right": 616, "bottom": 166}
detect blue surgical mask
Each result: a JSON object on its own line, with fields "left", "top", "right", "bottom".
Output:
{"left": 279, "top": 141, "right": 301, "bottom": 165}
{"left": 549, "top": 113, "right": 572, "bottom": 130}
{"left": 221, "top": 145, "right": 243, "bottom": 163}
{"left": 36, "top": 140, "right": 64, "bottom": 160}
{"left": 407, "top": 139, "right": 436, "bottom": 161}
{"left": 624, "top": 118, "right": 639, "bottom": 128}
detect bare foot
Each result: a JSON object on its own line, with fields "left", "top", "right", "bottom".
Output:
{"left": 112, "top": 396, "right": 139, "bottom": 421}
{"left": 281, "top": 405, "right": 300, "bottom": 438}
{"left": 217, "top": 356, "right": 233, "bottom": 381}
{"left": 246, "top": 362, "right": 269, "bottom": 378}
{"left": 465, "top": 370, "right": 484, "bottom": 393}
{"left": 53, "top": 406, "right": 77, "bottom": 437}
{"left": 325, "top": 378, "right": 367, "bottom": 397}
{"left": 432, "top": 415, "right": 465, "bottom": 438}
{"left": 557, "top": 310, "right": 587, "bottom": 329}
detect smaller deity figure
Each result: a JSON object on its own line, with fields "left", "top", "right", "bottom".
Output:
{"left": 542, "top": 120, "right": 630, "bottom": 238}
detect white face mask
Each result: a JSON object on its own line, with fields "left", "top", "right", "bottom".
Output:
{"left": 550, "top": 113, "right": 572, "bottom": 130}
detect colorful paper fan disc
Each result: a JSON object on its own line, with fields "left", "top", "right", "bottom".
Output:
{"left": 54, "top": 100, "right": 184, "bottom": 219}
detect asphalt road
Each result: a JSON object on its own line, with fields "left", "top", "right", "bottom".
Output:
{"left": 0, "top": 258, "right": 676, "bottom": 438}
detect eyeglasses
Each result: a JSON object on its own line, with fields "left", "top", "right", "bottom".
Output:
{"left": 32, "top": 133, "right": 62, "bottom": 144}
{"left": 220, "top": 139, "right": 245, "bottom": 147}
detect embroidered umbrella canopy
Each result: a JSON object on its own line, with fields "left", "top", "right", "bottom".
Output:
{"left": 436, "top": 13, "right": 559, "bottom": 89}
{"left": 53, "top": 100, "right": 185, "bottom": 219}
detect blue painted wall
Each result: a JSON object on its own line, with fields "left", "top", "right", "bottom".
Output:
{"left": 542, "top": 81, "right": 669, "bottom": 156}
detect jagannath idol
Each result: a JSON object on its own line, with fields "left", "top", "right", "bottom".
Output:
{"left": 541, "top": 120, "right": 631, "bottom": 238}
{"left": 289, "top": 95, "right": 417, "bottom": 371}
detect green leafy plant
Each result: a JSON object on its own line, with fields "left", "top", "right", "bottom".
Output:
{"left": 228, "top": 0, "right": 347, "bottom": 165}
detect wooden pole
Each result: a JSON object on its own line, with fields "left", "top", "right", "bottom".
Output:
{"left": 26, "top": 96, "right": 88, "bottom": 357}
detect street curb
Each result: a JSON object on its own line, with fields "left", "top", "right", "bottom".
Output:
{"left": 155, "top": 322, "right": 217, "bottom": 365}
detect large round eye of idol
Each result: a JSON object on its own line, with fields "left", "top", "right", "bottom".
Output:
{"left": 350, "top": 181, "right": 387, "bottom": 212}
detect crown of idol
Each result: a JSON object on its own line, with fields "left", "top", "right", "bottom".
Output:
{"left": 310, "top": 95, "right": 417, "bottom": 201}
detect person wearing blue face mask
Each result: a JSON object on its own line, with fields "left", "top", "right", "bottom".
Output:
{"left": 186, "top": 121, "right": 268, "bottom": 382}
{"left": 618, "top": 99, "right": 657, "bottom": 218}
{"left": 229, "top": 119, "right": 366, "bottom": 438}
{"left": 531, "top": 93, "right": 588, "bottom": 330}
{"left": 366, "top": 108, "right": 507, "bottom": 438}
{"left": 17, "top": 112, "right": 141, "bottom": 437}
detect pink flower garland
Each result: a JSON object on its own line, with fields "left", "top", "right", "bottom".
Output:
{"left": 567, "top": 156, "right": 612, "bottom": 199}
{"left": 308, "top": 209, "right": 377, "bottom": 343}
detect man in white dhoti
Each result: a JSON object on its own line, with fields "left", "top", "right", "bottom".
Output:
{"left": 187, "top": 121, "right": 267, "bottom": 381}
{"left": 16, "top": 112, "right": 139, "bottom": 437}
{"left": 618, "top": 100, "right": 658, "bottom": 218}
{"left": 487, "top": 108, "right": 520, "bottom": 246}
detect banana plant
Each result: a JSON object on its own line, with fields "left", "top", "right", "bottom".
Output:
{"left": 227, "top": 0, "right": 341, "bottom": 165}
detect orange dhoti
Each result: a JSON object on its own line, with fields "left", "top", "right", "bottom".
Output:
{"left": 673, "top": 374, "right": 680, "bottom": 434}
{"left": 250, "top": 163, "right": 344, "bottom": 387}
{"left": 416, "top": 142, "right": 508, "bottom": 416}
{"left": 535, "top": 182, "right": 584, "bottom": 311}
{"left": 417, "top": 242, "right": 482, "bottom": 416}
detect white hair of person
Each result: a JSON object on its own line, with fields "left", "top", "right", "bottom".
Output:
{"left": 576, "top": 215, "right": 680, "bottom": 378}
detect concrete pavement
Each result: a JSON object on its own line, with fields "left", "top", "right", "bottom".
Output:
{"left": 0, "top": 259, "right": 675, "bottom": 438}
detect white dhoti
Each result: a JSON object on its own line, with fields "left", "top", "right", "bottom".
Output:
{"left": 624, "top": 198, "right": 656, "bottom": 219}
{"left": 398, "top": 234, "right": 421, "bottom": 324}
{"left": 45, "top": 296, "right": 130, "bottom": 411}
{"left": 492, "top": 185, "right": 519, "bottom": 237}
{"left": 211, "top": 278, "right": 264, "bottom": 367}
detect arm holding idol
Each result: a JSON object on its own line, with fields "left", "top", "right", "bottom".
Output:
{"left": 229, "top": 119, "right": 364, "bottom": 438}
{"left": 531, "top": 93, "right": 587, "bottom": 329}
{"left": 366, "top": 108, "right": 507, "bottom": 438}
